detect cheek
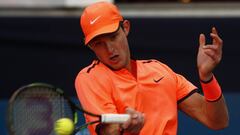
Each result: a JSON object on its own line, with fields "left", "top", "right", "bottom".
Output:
{"left": 92, "top": 49, "right": 106, "bottom": 60}
{"left": 94, "top": 50, "right": 108, "bottom": 62}
{"left": 95, "top": 51, "right": 106, "bottom": 60}
{"left": 120, "top": 38, "right": 129, "bottom": 52}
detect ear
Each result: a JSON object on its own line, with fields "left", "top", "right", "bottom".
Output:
{"left": 122, "top": 20, "right": 130, "bottom": 36}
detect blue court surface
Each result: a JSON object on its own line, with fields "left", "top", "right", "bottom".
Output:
{"left": 1, "top": 92, "right": 239, "bottom": 135}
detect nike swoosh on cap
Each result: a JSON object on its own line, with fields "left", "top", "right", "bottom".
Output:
{"left": 90, "top": 16, "right": 101, "bottom": 25}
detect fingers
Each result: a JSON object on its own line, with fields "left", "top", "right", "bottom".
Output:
{"left": 211, "top": 27, "right": 217, "bottom": 45}
{"left": 210, "top": 32, "right": 223, "bottom": 47}
{"left": 121, "top": 108, "right": 145, "bottom": 134}
{"left": 202, "top": 43, "right": 218, "bottom": 50}
{"left": 197, "top": 27, "right": 223, "bottom": 79}
{"left": 212, "top": 27, "right": 218, "bottom": 35}
{"left": 199, "top": 33, "right": 206, "bottom": 47}
{"left": 199, "top": 27, "right": 223, "bottom": 48}
{"left": 211, "top": 27, "right": 223, "bottom": 47}
{"left": 126, "top": 112, "right": 144, "bottom": 133}
{"left": 202, "top": 45, "right": 222, "bottom": 63}
{"left": 202, "top": 49, "right": 217, "bottom": 61}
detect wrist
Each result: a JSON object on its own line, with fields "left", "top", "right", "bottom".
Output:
{"left": 199, "top": 72, "right": 213, "bottom": 82}
{"left": 200, "top": 75, "right": 222, "bottom": 102}
{"left": 200, "top": 75, "right": 213, "bottom": 83}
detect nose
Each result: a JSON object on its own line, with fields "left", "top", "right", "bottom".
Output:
{"left": 105, "top": 42, "right": 114, "bottom": 54}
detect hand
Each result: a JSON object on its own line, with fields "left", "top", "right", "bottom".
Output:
{"left": 120, "top": 107, "right": 145, "bottom": 134}
{"left": 197, "top": 27, "right": 223, "bottom": 81}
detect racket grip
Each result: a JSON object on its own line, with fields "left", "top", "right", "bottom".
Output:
{"left": 101, "top": 114, "right": 130, "bottom": 123}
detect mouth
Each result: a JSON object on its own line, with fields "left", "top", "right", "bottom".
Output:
{"left": 109, "top": 55, "right": 119, "bottom": 63}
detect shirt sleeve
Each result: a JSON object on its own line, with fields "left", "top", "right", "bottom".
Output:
{"left": 175, "top": 73, "right": 198, "bottom": 101}
{"left": 75, "top": 71, "right": 128, "bottom": 134}
{"left": 75, "top": 72, "right": 118, "bottom": 134}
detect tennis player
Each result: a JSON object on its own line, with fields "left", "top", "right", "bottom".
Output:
{"left": 75, "top": 2, "right": 229, "bottom": 135}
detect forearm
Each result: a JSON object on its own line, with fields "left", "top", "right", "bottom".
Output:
{"left": 204, "top": 95, "right": 229, "bottom": 129}
{"left": 179, "top": 75, "right": 229, "bottom": 130}
{"left": 200, "top": 75, "right": 229, "bottom": 129}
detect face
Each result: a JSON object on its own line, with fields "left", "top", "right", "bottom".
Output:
{"left": 88, "top": 20, "right": 131, "bottom": 70}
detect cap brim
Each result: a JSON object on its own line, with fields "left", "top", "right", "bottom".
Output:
{"left": 85, "top": 22, "right": 120, "bottom": 45}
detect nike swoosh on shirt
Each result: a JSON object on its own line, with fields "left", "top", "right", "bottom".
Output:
{"left": 153, "top": 76, "right": 164, "bottom": 83}
{"left": 90, "top": 16, "right": 101, "bottom": 25}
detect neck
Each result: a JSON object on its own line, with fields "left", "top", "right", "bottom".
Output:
{"left": 128, "top": 60, "right": 137, "bottom": 78}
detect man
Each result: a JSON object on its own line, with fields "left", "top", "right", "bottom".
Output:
{"left": 75, "top": 2, "right": 229, "bottom": 135}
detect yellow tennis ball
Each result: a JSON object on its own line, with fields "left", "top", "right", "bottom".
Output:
{"left": 54, "top": 118, "right": 74, "bottom": 135}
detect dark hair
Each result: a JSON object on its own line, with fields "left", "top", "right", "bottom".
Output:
{"left": 119, "top": 21, "right": 124, "bottom": 31}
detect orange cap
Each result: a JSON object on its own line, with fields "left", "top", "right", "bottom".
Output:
{"left": 80, "top": 2, "right": 123, "bottom": 45}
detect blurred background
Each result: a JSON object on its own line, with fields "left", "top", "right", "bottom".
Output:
{"left": 0, "top": 0, "right": 240, "bottom": 134}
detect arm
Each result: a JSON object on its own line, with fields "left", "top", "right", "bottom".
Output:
{"left": 179, "top": 27, "right": 229, "bottom": 130}
{"left": 178, "top": 92, "right": 228, "bottom": 130}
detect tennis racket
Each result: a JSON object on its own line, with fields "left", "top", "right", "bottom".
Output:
{"left": 7, "top": 83, "right": 130, "bottom": 135}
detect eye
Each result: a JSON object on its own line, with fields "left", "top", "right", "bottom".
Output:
{"left": 110, "top": 32, "right": 118, "bottom": 40}
{"left": 90, "top": 41, "right": 103, "bottom": 48}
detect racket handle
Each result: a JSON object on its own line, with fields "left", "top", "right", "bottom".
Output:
{"left": 101, "top": 114, "right": 130, "bottom": 123}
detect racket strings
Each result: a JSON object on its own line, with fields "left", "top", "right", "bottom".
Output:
{"left": 9, "top": 86, "right": 74, "bottom": 135}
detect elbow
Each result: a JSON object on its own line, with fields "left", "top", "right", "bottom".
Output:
{"left": 210, "top": 122, "right": 229, "bottom": 130}
{"left": 208, "top": 116, "right": 229, "bottom": 130}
